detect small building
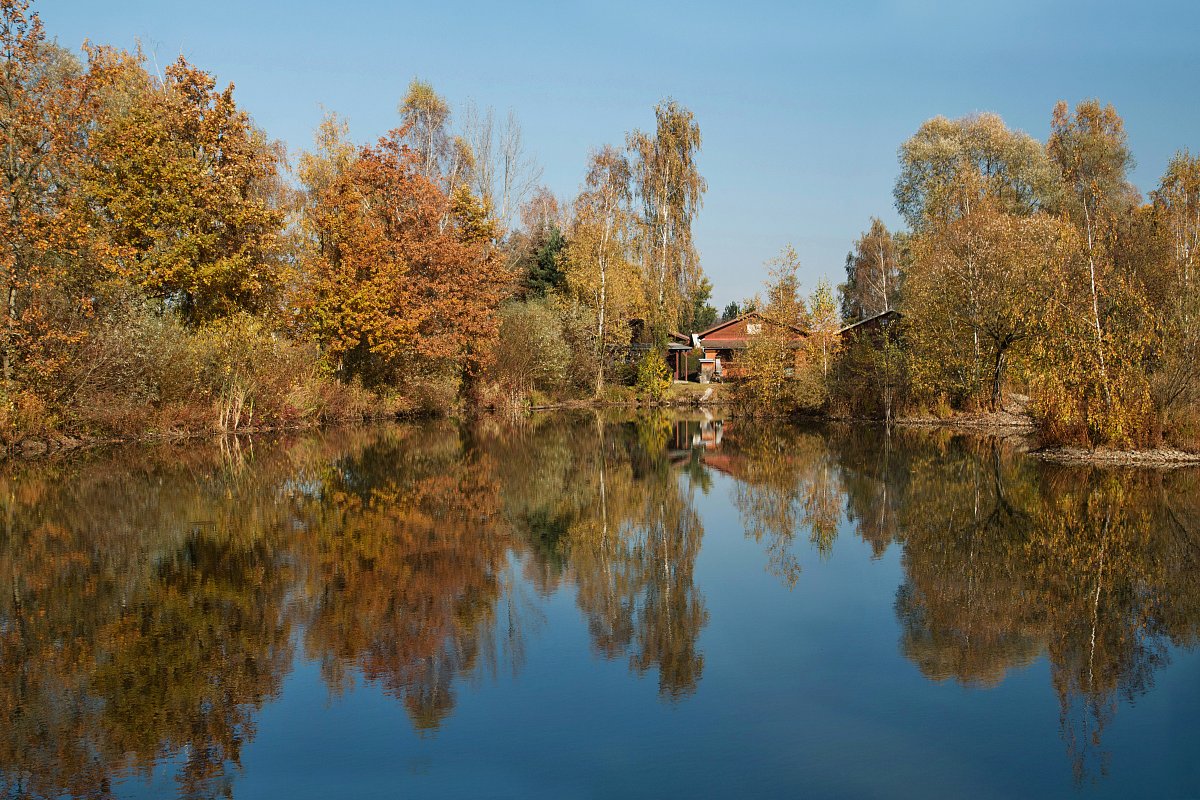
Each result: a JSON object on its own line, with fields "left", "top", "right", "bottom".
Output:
{"left": 665, "top": 330, "right": 694, "bottom": 380}
{"left": 693, "top": 312, "right": 807, "bottom": 380}
{"left": 627, "top": 319, "right": 695, "bottom": 381}
{"left": 838, "top": 309, "right": 901, "bottom": 340}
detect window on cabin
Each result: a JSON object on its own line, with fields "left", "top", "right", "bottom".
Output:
{"left": 747, "top": 323, "right": 762, "bottom": 334}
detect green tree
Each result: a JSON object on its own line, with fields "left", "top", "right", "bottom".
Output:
{"left": 518, "top": 224, "right": 567, "bottom": 297}
{"left": 687, "top": 276, "right": 718, "bottom": 331}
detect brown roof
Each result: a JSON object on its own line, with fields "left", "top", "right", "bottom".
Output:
{"left": 696, "top": 311, "right": 806, "bottom": 339}
{"left": 838, "top": 309, "right": 901, "bottom": 335}
{"left": 703, "top": 339, "right": 803, "bottom": 350}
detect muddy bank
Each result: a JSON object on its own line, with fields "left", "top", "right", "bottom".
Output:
{"left": 1032, "top": 446, "right": 1200, "bottom": 467}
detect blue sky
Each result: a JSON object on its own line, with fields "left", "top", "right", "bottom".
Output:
{"left": 44, "top": 0, "right": 1200, "bottom": 308}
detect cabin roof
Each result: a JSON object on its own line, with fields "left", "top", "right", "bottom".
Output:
{"left": 695, "top": 311, "right": 806, "bottom": 339}
{"left": 702, "top": 338, "right": 804, "bottom": 350}
{"left": 838, "top": 309, "right": 901, "bottom": 335}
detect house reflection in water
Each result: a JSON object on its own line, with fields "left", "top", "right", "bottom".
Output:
{"left": 671, "top": 415, "right": 724, "bottom": 453}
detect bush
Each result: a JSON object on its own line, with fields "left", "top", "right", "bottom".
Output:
{"left": 491, "top": 298, "right": 572, "bottom": 395}
{"left": 829, "top": 332, "right": 910, "bottom": 421}
{"left": 42, "top": 307, "right": 390, "bottom": 438}
{"left": 635, "top": 350, "right": 670, "bottom": 402}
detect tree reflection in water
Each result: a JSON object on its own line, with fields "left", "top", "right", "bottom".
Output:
{"left": 0, "top": 416, "right": 1196, "bottom": 795}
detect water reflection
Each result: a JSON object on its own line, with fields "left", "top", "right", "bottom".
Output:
{"left": 0, "top": 416, "right": 1197, "bottom": 796}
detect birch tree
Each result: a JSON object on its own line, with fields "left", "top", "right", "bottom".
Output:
{"left": 841, "top": 217, "right": 902, "bottom": 320}
{"left": 565, "top": 145, "right": 639, "bottom": 394}
{"left": 628, "top": 99, "right": 706, "bottom": 334}
{"left": 398, "top": 79, "right": 472, "bottom": 199}
{"left": 1047, "top": 100, "right": 1138, "bottom": 412}
{"left": 1146, "top": 152, "right": 1200, "bottom": 435}
{"left": 463, "top": 102, "right": 541, "bottom": 234}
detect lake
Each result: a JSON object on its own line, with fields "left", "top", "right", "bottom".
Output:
{"left": 1, "top": 413, "right": 1197, "bottom": 799}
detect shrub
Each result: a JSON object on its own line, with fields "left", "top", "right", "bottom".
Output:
{"left": 635, "top": 350, "right": 670, "bottom": 402}
{"left": 491, "top": 298, "right": 572, "bottom": 395}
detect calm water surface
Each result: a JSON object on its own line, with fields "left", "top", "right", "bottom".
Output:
{"left": 1, "top": 414, "right": 1198, "bottom": 799}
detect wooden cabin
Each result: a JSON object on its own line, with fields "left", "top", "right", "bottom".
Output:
{"left": 693, "top": 312, "right": 807, "bottom": 380}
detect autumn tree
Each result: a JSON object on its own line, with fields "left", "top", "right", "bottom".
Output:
{"left": 738, "top": 246, "right": 815, "bottom": 413}
{"left": 1145, "top": 151, "right": 1200, "bottom": 437}
{"left": 86, "top": 48, "right": 287, "bottom": 325}
{"left": 398, "top": 78, "right": 473, "bottom": 198}
{"left": 565, "top": 145, "right": 642, "bottom": 393}
{"left": 841, "top": 217, "right": 902, "bottom": 320}
{"left": 0, "top": 0, "right": 94, "bottom": 393}
{"left": 803, "top": 279, "right": 842, "bottom": 395}
{"left": 1047, "top": 100, "right": 1134, "bottom": 409}
{"left": 296, "top": 126, "right": 507, "bottom": 395}
{"left": 893, "top": 113, "right": 1062, "bottom": 414}
{"left": 895, "top": 112, "right": 1060, "bottom": 231}
{"left": 905, "top": 194, "right": 1072, "bottom": 410}
{"left": 1040, "top": 100, "right": 1153, "bottom": 444}
{"left": 297, "top": 109, "right": 355, "bottom": 200}
{"left": 628, "top": 99, "right": 706, "bottom": 333}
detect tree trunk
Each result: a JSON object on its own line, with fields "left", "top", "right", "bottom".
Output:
{"left": 1083, "top": 202, "right": 1112, "bottom": 408}
{"left": 595, "top": 214, "right": 611, "bottom": 397}
{"left": 2, "top": 281, "right": 16, "bottom": 388}
{"left": 991, "top": 345, "right": 1007, "bottom": 412}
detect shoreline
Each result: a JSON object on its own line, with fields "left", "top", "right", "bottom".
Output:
{"left": 5, "top": 399, "right": 1198, "bottom": 469}
{"left": 2, "top": 412, "right": 403, "bottom": 460}
{"left": 1030, "top": 446, "right": 1200, "bottom": 467}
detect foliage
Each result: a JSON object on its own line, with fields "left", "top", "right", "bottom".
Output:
{"left": 635, "top": 349, "right": 671, "bottom": 401}
{"left": 737, "top": 247, "right": 823, "bottom": 414}
{"left": 628, "top": 99, "right": 707, "bottom": 330}
{"left": 492, "top": 298, "right": 572, "bottom": 394}
{"left": 894, "top": 112, "right": 1060, "bottom": 230}
{"left": 686, "top": 276, "right": 719, "bottom": 332}
{"left": 515, "top": 223, "right": 568, "bottom": 297}
{"left": 830, "top": 324, "right": 909, "bottom": 422}
{"left": 0, "top": 1, "right": 732, "bottom": 439}
{"left": 85, "top": 48, "right": 287, "bottom": 326}
{"left": 840, "top": 217, "right": 903, "bottom": 321}
{"left": 295, "top": 127, "right": 507, "bottom": 388}
{"left": 904, "top": 196, "right": 1072, "bottom": 411}
{"left": 565, "top": 145, "right": 643, "bottom": 394}
{"left": 0, "top": 0, "right": 95, "bottom": 396}
{"left": 802, "top": 279, "right": 842, "bottom": 397}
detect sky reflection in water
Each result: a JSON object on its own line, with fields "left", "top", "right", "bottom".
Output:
{"left": 1, "top": 413, "right": 1197, "bottom": 799}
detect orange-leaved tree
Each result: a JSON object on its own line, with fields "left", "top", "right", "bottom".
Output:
{"left": 296, "top": 125, "right": 508, "bottom": 396}
{"left": 0, "top": 0, "right": 98, "bottom": 401}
